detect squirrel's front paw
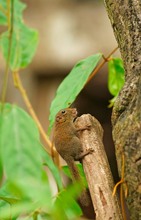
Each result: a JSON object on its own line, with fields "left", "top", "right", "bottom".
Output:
{"left": 85, "top": 147, "right": 94, "bottom": 154}
{"left": 76, "top": 124, "right": 91, "bottom": 132}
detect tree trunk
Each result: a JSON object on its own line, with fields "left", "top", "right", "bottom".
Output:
{"left": 104, "top": 0, "right": 141, "bottom": 219}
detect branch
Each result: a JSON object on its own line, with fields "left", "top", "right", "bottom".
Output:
{"left": 75, "top": 114, "right": 123, "bottom": 220}
{"left": 86, "top": 46, "right": 118, "bottom": 85}
{"left": 13, "top": 71, "right": 52, "bottom": 153}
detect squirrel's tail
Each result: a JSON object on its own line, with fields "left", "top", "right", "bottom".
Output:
{"left": 67, "top": 159, "right": 91, "bottom": 207}
{"left": 67, "top": 159, "right": 81, "bottom": 182}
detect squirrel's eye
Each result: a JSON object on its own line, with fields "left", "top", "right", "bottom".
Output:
{"left": 61, "top": 110, "right": 66, "bottom": 114}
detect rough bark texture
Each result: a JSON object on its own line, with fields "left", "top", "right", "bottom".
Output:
{"left": 104, "top": 1, "right": 141, "bottom": 219}
{"left": 76, "top": 114, "right": 123, "bottom": 220}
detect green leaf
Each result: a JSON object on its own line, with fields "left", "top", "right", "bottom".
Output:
{"left": 0, "top": 113, "right": 3, "bottom": 181}
{"left": 38, "top": 213, "right": 53, "bottom": 220}
{"left": 0, "top": 0, "right": 26, "bottom": 26}
{"left": 0, "top": 13, "right": 7, "bottom": 25}
{"left": 0, "top": 0, "right": 38, "bottom": 70}
{"left": 43, "top": 153, "right": 63, "bottom": 191}
{"left": 0, "top": 103, "right": 42, "bottom": 180}
{"left": 53, "top": 183, "right": 83, "bottom": 220}
{"left": 0, "top": 195, "right": 18, "bottom": 204}
{"left": 108, "top": 96, "right": 117, "bottom": 108}
{"left": 0, "top": 1, "right": 8, "bottom": 25}
{"left": 0, "top": 103, "right": 53, "bottom": 218}
{"left": 0, "top": 181, "right": 19, "bottom": 204}
{"left": 0, "top": 160, "right": 3, "bottom": 181}
{"left": 0, "top": 200, "right": 12, "bottom": 220}
{"left": 0, "top": 184, "right": 52, "bottom": 219}
{"left": 108, "top": 57, "right": 125, "bottom": 97}
{"left": 48, "top": 53, "right": 102, "bottom": 133}
{"left": 0, "top": 24, "right": 38, "bottom": 71}
{"left": 0, "top": 103, "right": 52, "bottom": 202}
{"left": 0, "top": 201, "right": 39, "bottom": 219}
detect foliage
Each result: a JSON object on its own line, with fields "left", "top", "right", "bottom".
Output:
{"left": 0, "top": 104, "right": 83, "bottom": 219}
{"left": 0, "top": 0, "right": 125, "bottom": 219}
{"left": 108, "top": 58, "right": 125, "bottom": 107}
{"left": 0, "top": 1, "right": 83, "bottom": 219}
{"left": 0, "top": 0, "right": 38, "bottom": 71}
{"left": 49, "top": 56, "right": 125, "bottom": 131}
{"left": 48, "top": 53, "right": 102, "bottom": 133}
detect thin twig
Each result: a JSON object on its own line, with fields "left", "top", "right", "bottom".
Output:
{"left": 13, "top": 71, "right": 52, "bottom": 153}
{"left": 86, "top": 46, "right": 119, "bottom": 85}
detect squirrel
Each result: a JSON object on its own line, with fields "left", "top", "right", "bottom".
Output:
{"left": 54, "top": 108, "right": 93, "bottom": 207}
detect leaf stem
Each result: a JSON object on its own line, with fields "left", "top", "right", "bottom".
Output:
{"left": 13, "top": 71, "right": 52, "bottom": 153}
{"left": 86, "top": 46, "right": 119, "bottom": 85}
{"left": 1, "top": 0, "right": 14, "bottom": 105}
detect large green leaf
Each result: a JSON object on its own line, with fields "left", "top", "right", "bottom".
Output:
{"left": 48, "top": 53, "right": 102, "bottom": 132}
{"left": 0, "top": 0, "right": 38, "bottom": 70}
{"left": 0, "top": 103, "right": 52, "bottom": 218}
{"left": 0, "top": 181, "right": 53, "bottom": 219}
{"left": 0, "top": 103, "right": 52, "bottom": 207}
{"left": 0, "top": 103, "right": 43, "bottom": 181}
{"left": 108, "top": 57, "right": 125, "bottom": 96}
{"left": 52, "top": 183, "right": 83, "bottom": 220}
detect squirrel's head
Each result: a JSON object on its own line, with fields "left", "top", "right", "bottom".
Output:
{"left": 55, "top": 108, "right": 78, "bottom": 124}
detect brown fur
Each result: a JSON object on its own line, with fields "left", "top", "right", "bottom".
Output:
{"left": 54, "top": 108, "right": 91, "bottom": 206}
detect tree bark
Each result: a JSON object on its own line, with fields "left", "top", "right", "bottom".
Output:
{"left": 76, "top": 114, "right": 123, "bottom": 220}
{"left": 104, "top": 1, "right": 141, "bottom": 219}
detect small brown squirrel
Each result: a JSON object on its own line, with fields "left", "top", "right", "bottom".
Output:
{"left": 54, "top": 108, "right": 92, "bottom": 207}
